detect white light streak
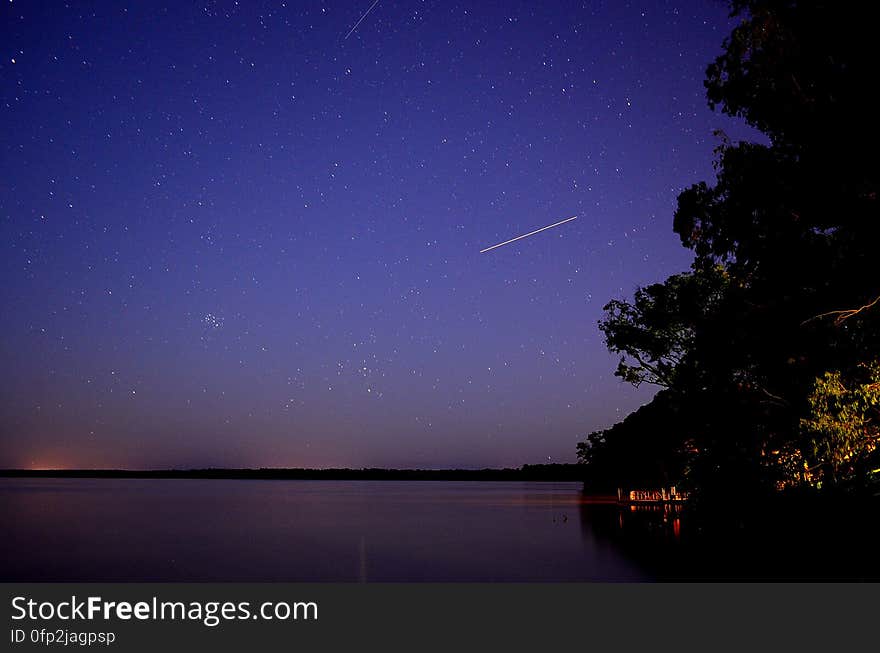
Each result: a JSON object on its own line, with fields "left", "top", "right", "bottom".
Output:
{"left": 479, "top": 216, "right": 578, "bottom": 253}
{"left": 344, "top": 0, "right": 381, "bottom": 40}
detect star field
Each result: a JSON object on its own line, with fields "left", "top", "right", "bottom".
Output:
{"left": 0, "top": 1, "right": 758, "bottom": 469}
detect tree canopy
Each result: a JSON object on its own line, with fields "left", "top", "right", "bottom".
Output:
{"left": 580, "top": 0, "right": 880, "bottom": 498}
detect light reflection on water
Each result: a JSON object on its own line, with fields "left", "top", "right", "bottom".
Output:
{"left": 0, "top": 479, "right": 652, "bottom": 582}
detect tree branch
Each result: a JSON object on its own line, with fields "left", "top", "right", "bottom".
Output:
{"left": 629, "top": 351, "right": 672, "bottom": 388}
{"left": 801, "top": 294, "right": 880, "bottom": 327}
{"left": 756, "top": 385, "right": 789, "bottom": 406}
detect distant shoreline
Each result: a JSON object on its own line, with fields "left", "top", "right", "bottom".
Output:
{"left": 0, "top": 464, "right": 586, "bottom": 482}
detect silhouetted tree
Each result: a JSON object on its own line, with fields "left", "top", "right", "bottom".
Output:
{"left": 581, "top": 0, "right": 880, "bottom": 499}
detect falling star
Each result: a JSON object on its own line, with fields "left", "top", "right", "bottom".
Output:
{"left": 344, "top": 0, "right": 381, "bottom": 40}
{"left": 479, "top": 216, "right": 578, "bottom": 253}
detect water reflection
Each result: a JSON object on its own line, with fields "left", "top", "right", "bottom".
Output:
{"left": 579, "top": 488, "right": 880, "bottom": 580}
{"left": 0, "top": 479, "right": 647, "bottom": 582}
{"left": 578, "top": 495, "right": 693, "bottom": 580}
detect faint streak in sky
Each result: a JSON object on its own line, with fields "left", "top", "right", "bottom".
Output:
{"left": 344, "top": 0, "right": 381, "bottom": 40}
{"left": 479, "top": 216, "right": 579, "bottom": 254}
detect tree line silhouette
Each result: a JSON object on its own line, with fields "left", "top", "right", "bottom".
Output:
{"left": 579, "top": 0, "right": 880, "bottom": 505}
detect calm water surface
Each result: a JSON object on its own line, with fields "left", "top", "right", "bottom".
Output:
{"left": 0, "top": 479, "right": 650, "bottom": 581}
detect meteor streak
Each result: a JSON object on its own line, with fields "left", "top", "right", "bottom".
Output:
{"left": 344, "top": 0, "right": 381, "bottom": 40}
{"left": 479, "top": 216, "right": 578, "bottom": 253}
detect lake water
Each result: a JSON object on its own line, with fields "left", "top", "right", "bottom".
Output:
{"left": 0, "top": 479, "right": 651, "bottom": 581}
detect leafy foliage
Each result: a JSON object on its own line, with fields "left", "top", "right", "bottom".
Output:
{"left": 798, "top": 362, "right": 880, "bottom": 489}
{"left": 576, "top": 391, "right": 693, "bottom": 492}
{"left": 580, "top": 0, "right": 880, "bottom": 499}
{"left": 598, "top": 270, "right": 728, "bottom": 388}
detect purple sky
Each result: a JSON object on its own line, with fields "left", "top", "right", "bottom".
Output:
{"left": 0, "top": 1, "right": 759, "bottom": 469}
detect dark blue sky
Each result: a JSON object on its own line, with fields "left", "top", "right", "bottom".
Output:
{"left": 0, "top": 1, "right": 758, "bottom": 469}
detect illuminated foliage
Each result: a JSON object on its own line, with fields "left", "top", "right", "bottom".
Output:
{"left": 798, "top": 362, "right": 880, "bottom": 488}
{"left": 582, "top": 0, "right": 880, "bottom": 499}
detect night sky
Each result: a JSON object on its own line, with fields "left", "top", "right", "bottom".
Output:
{"left": 1, "top": 1, "right": 758, "bottom": 470}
